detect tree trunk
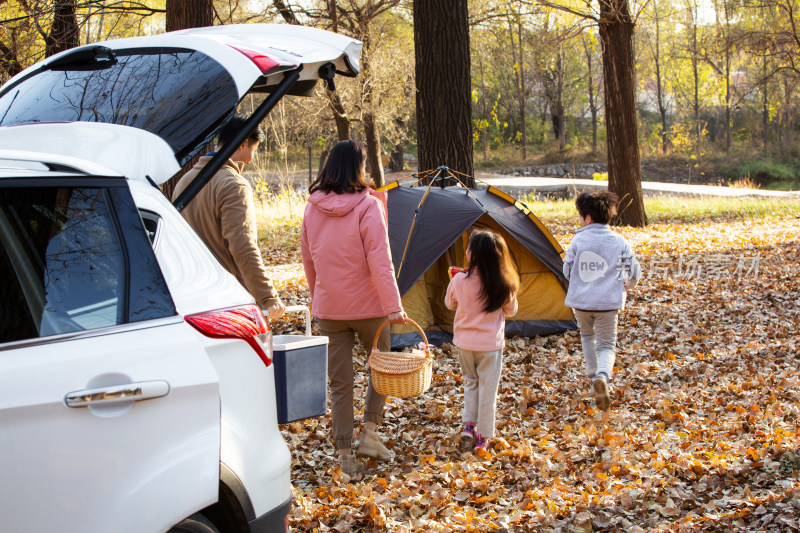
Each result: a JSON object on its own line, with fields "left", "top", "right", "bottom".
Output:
{"left": 95, "top": 3, "right": 107, "bottom": 41}
{"left": 161, "top": 0, "right": 214, "bottom": 200}
{"left": 583, "top": 37, "right": 598, "bottom": 153}
{"left": 45, "top": 0, "right": 79, "bottom": 57}
{"left": 539, "top": 103, "right": 549, "bottom": 144}
{"left": 479, "top": 56, "right": 489, "bottom": 159}
{"left": 273, "top": 0, "right": 301, "bottom": 25}
{"left": 414, "top": 0, "right": 474, "bottom": 186}
{"left": 782, "top": 79, "right": 791, "bottom": 152}
{"left": 390, "top": 119, "right": 405, "bottom": 171}
{"left": 762, "top": 76, "right": 769, "bottom": 153}
{"left": 166, "top": 0, "right": 214, "bottom": 32}
{"left": 363, "top": 112, "right": 384, "bottom": 187}
{"left": 390, "top": 145, "right": 404, "bottom": 172}
{"left": 360, "top": 34, "right": 384, "bottom": 188}
{"left": 652, "top": 0, "right": 669, "bottom": 154}
{"left": 318, "top": 149, "right": 329, "bottom": 177}
{"left": 598, "top": 0, "right": 647, "bottom": 226}
{"left": 327, "top": 90, "right": 351, "bottom": 140}
{"left": 720, "top": 0, "right": 732, "bottom": 151}
{"left": 515, "top": 11, "right": 527, "bottom": 161}
{"left": 688, "top": 0, "right": 701, "bottom": 141}
{"left": 551, "top": 104, "right": 565, "bottom": 150}
{"left": 556, "top": 48, "right": 566, "bottom": 150}
{"left": 543, "top": 46, "right": 567, "bottom": 151}
{"left": 720, "top": 36, "right": 732, "bottom": 151}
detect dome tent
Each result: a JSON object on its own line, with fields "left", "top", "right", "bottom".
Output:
{"left": 380, "top": 168, "right": 576, "bottom": 347}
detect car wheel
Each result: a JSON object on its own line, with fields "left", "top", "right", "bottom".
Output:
{"left": 168, "top": 513, "right": 220, "bottom": 533}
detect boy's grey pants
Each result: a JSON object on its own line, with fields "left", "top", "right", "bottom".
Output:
{"left": 457, "top": 348, "right": 503, "bottom": 438}
{"left": 318, "top": 316, "right": 390, "bottom": 450}
{"left": 574, "top": 309, "right": 619, "bottom": 380}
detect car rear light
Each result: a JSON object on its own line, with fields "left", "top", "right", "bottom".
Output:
{"left": 229, "top": 45, "right": 280, "bottom": 74}
{"left": 186, "top": 305, "right": 272, "bottom": 367}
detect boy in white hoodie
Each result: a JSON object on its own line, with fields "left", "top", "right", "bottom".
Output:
{"left": 563, "top": 191, "right": 641, "bottom": 411}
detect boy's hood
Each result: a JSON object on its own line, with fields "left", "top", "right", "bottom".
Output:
{"left": 576, "top": 223, "right": 612, "bottom": 234}
{"left": 309, "top": 189, "right": 370, "bottom": 216}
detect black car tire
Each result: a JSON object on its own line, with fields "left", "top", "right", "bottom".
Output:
{"left": 168, "top": 513, "right": 221, "bottom": 533}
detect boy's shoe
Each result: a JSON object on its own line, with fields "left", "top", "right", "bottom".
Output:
{"left": 356, "top": 429, "right": 395, "bottom": 461}
{"left": 340, "top": 453, "right": 365, "bottom": 475}
{"left": 593, "top": 374, "right": 611, "bottom": 411}
{"left": 459, "top": 421, "right": 476, "bottom": 452}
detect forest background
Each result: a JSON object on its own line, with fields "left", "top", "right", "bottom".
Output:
{"left": 3, "top": 0, "right": 800, "bottom": 192}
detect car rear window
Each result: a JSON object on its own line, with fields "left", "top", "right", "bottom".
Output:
{"left": 0, "top": 48, "right": 239, "bottom": 166}
{"left": 0, "top": 182, "right": 176, "bottom": 345}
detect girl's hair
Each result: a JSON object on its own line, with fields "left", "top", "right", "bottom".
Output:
{"left": 309, "top": 140, "right": 373, "bottom": 194}
{"left": 575, "top": 191, "right": 619, "bottom": 224}
{"left": 466, "top": 229, "right": 519, "bottom": 313}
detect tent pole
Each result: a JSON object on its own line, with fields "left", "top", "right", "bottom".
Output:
{"left": 396, "top": 185, "right": 433, "bottom": 278}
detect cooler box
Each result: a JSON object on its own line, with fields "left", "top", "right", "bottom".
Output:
{"left": 271, "top": 305, "right": 328, "bottom": 424}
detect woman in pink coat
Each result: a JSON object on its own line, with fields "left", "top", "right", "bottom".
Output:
{"left": 301, "top": 140, "right": 407, "bottom": 475}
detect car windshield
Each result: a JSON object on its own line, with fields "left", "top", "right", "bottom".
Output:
{"left": 0, "top": 48, "right": 239, "bottom": 166}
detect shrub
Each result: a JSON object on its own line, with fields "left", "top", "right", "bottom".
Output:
{"left": 738, "top": 160, "right": 798, "bottom": 183}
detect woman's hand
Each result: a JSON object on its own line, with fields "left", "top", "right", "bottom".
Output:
{"left": 387, "top": 311, "right": 408, "bottom": 324}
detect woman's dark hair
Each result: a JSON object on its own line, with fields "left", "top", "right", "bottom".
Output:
{"left": 575, "top": 191, "right": 619, "bottom": 224}
{"left": 309, "top": 140, "right": 373, "bottom": 194}
{"left": 218, "top": 115, "right": 265, "bottom": 147}
{"left": 466, "top": 229, "right": 519, "bottom": 313}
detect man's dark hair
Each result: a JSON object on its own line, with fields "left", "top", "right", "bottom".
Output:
{"left": 575, "top": 191, "right": 619, "bottom": 224}
{"left": 217, "top": 115, "right": 266, "bottom": 147}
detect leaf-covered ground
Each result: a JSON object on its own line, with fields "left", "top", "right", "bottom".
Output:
{"left": 265, "top": 210, "right": 800, "bottom": 532}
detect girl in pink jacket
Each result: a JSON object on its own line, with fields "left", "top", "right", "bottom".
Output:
{"left": 301, "top": 140, "right": 407, "bottom": 475}
{"left": 445, "top": 229, "right": 518, "bottom": 453}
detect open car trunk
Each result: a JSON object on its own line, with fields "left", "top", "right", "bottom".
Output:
{"left": 0, "top": 24, "right": 361, "bottom": 188}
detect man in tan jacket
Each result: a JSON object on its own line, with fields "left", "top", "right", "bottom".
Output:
{"left": 172, "top": 116, "right": 285, "bottom": 320}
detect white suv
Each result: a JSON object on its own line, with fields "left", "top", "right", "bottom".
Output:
{"left": 0, "top": 25, "right": 361, "bottom": 533}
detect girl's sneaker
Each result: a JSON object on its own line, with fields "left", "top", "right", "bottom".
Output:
{"left": 474, "top": 434, "right": 487, "bottom": 451}
{"left": 459, "top": 421, "right": 476, "bottom": 452}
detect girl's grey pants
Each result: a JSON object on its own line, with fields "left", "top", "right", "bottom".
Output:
{"left": 574, "top": 309, "right": 620, "bottom": 380}
{"left": 457, "top": 348, "right": 503, "bottom": 438}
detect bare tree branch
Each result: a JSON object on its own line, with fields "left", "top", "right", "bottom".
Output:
{"left": 272, "top": 0, "right": 301, "bottom": 24}
{"left": 530, "top": 0, "right": 598, "bottom": 22}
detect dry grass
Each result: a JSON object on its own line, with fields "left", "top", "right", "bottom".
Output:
{"left": 255, "top": 188, "right": 307, "bottom": 266}
{"left": 255, "top": 191, "right": 800, "bottom": 265}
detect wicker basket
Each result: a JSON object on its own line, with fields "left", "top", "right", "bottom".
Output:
{"left": 369, "top": 318, "right": 432, "bottom": 398}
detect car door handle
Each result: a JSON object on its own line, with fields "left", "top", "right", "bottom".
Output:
{"left": 65, "top": 380, "right": 170, "bottom": 407}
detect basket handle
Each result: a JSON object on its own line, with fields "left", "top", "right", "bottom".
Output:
{"left": 371, "top": 317, "right": 430, "bottom": 354}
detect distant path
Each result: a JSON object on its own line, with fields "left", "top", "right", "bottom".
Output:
{"left": 250, "top": 168, "right": 798, "bottom": 198}
{"left": 476, "top": 174, "right": 798, "bottom": 198}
